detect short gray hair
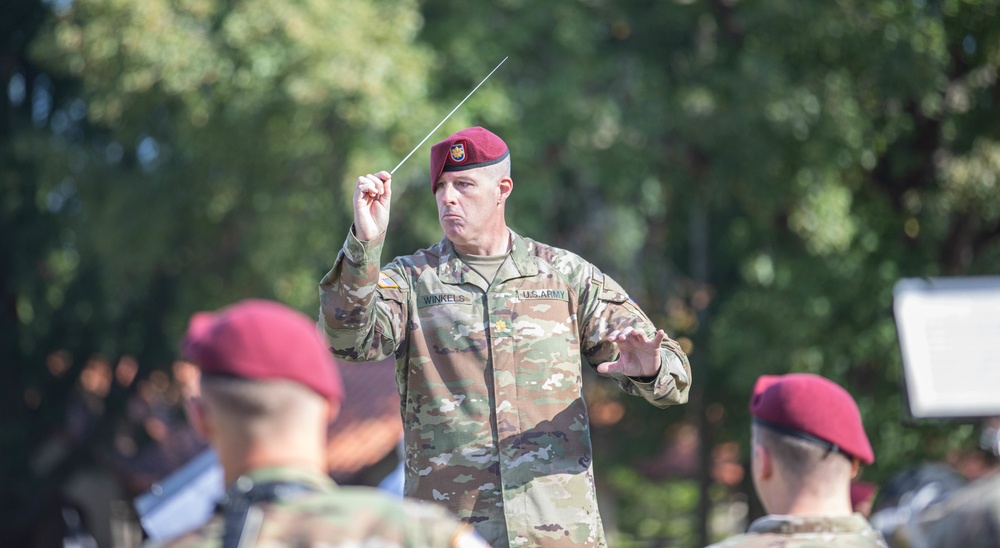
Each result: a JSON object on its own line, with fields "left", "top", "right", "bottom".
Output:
{"left": 753, "top": 422, "right": 853, "bottom": 481}
{"left": 200, "top": 376, "right": 325, "bottom": 437}
{"left": 482, "top": 154, "right": 511, "bottom": 182}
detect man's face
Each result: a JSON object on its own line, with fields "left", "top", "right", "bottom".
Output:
{"left": 434, "top": 168, "right": 502, "bottom": 249}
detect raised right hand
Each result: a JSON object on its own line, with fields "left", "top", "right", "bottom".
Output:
{"left": 353, "top": 171, "right": 391, "bottom": 241}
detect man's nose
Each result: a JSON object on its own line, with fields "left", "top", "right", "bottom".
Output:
{"left": 439, "top": 183, "right": 458, "bottom": 203}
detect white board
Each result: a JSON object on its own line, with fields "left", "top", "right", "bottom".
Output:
{"left": 894, "top": 276, "right": 1000, "bottom": 418}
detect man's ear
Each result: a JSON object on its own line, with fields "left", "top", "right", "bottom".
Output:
{"left": 754, "top": 443, "right": 774, "bottom": 481}
{"left": 850, "top": 458, "right": 861, "bottom": 479}
{"left": 498, "top": 176, "right": 513, "bottom": 205}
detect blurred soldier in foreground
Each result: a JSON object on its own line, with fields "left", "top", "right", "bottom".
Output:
{"left": 150, "top": 299, "right": 486, "bottom": 547}
{"left": 708, "top": 373, "right": 887, "bottom": 547}
{"left": 906, "top": 416, "right": 1000, "bottom": 548}
{"left": 320, "top": 127, "right": 691, "bottom": 546}
{"left": 868, "top": 462, "right": 968, "bottom": 546}
{"left": 319, "top": 126, "right": 692, "bottom": 547}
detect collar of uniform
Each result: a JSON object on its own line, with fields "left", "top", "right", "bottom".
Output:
{"left": 506, "top": 230, "right": 539, "bottom": 278}
{"left": 437, "top": 239, "right": 473, "bottom": 285}
{"left": 437, "top": 230, "right": 538, "bottom": 286}
{"left": 233, "top": 466, "right": 338, "bottom": 494}
{"left": 747, "top": 513, "right": 873, "bottom": 535}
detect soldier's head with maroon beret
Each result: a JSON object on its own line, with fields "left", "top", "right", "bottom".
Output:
{"left": 182, "top": 298, "right": 344, "bottom": 402}
{"left": 181, "top": 299, "right": 344, "bottom": 485}
{"left": 428, "top": 127, "right": 514, "bottom": 256}
{"left": 429, "top": 126, "right": 510, "bottom": 190}
{"left": 748, "top": 373, "right": 874, "bottom": 516}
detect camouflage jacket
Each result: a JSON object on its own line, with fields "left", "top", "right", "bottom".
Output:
{"left": 147, "top": 466, "right": 483, "bottom": 547}
{"left": 707, "top": 513, "right": 888, "bottom": 547}
{"left": 318, "top": 229, "right": 692, "bottom": 547}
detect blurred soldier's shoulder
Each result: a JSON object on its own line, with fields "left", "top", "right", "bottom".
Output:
{"left": 707, "top": 514, "right": 887, "bottom": 547}
{"left": 148, "top": 485, "right": 483, "bottom": 547}
{"left": 912, "top": 469, "right": 1000, "bottom": 548}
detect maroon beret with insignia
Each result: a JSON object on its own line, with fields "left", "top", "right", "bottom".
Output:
{"left": 429, "top": 126, "right": 509, "bottom": 191}
{"left": 182, "top": 299, "right": 344, "bottom": 403}
{"left": 750, "top": 373, "right": 874, "bottom": 465}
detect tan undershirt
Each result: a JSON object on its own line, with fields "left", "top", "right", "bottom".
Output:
{"left": 456, "top": 250, "right": 509, "bottom": 286}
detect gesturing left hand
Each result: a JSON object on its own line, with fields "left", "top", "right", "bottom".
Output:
{"left": 595, "top": 327, "right": 665, "bottom": 378}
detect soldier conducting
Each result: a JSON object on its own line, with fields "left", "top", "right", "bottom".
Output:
{"left": 152, "top": 299, "right": 486, "bottom": 547}
{"left": 318, "top": 126, "right": 692, "bottom": 546}
{"left": 709, "top": 373, "right": 887, "bottom": 547}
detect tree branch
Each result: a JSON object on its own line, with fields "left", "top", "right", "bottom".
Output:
{"left": 939, "top": 211, "right": 978, "bottom": 275}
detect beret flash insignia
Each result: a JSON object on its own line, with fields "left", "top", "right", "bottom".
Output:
{"left": 450, "top": 142, "right": 467, "bottom": 163}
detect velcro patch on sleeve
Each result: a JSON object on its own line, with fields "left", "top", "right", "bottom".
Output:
{"left": 377, "top": 271, "right": 399, "bottom": 289}
{"left": 598, "top": 273, "right": 629, "bottom": 304}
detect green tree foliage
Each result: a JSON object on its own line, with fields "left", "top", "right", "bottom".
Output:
{"left": 4, "top": 0, "right": 1000, "bottom": 545}
{"left": 700, "top": 0, "right": 1000, "bottom": 477}
{"left": 29, "top": 0, "right": 440, "bottom": 319}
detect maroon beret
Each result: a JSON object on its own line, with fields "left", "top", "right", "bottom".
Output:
{"left": 429, "top": 126, "right": 509, "bottom": 191}
{"left": 182, "top": 299, "right": 343, "bottom": 403}
{"left": 750, "top": 373, "right": 874, "bottom": 465}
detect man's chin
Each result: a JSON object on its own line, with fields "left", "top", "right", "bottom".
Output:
{"left": 445, "top": 233, "right": 468, "bottom": 246}
{"left": 440, "top": 224, "right": 465, "bottom": 241}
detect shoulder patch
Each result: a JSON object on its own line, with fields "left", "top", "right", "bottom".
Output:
{"left": 377, "top": 271, "right": 399, "bottom": 289}
{"left": 598, "top": 272, "right": 629, "bottom": 303}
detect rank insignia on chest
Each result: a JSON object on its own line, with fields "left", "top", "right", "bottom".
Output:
{"left": 377, "top": 272, "right": 399, "bottom": 289}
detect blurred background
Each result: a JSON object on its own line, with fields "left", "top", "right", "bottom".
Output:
{"left": 2, "top": 0, "right": 999, "bottom": 546}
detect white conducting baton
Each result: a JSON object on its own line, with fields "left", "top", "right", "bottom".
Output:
{"left": 390, "top": 56, "right": 509, "bottom": 175}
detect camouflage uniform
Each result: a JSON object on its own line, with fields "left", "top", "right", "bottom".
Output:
{"left": 318, "top": 229, "right": 692, "bottom": 547}
{"left": 910, "top": 470, "right": 1000, "bottom": 548}
{"left": 148, "top": 466, "right": 480, "bottom": 547}
{"left": 707, "top": 513, "right": 888, "bottom": 547}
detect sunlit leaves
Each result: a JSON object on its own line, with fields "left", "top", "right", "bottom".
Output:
{"left": 939, "top": 138, "right": 1000, "bottom": 218}
{"left": 788, "top": 174, "right": 858, "bottom": 255}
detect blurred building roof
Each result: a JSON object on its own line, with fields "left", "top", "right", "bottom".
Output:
{"left": 326, "top": 357, "right": 403, "bottom": 483}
